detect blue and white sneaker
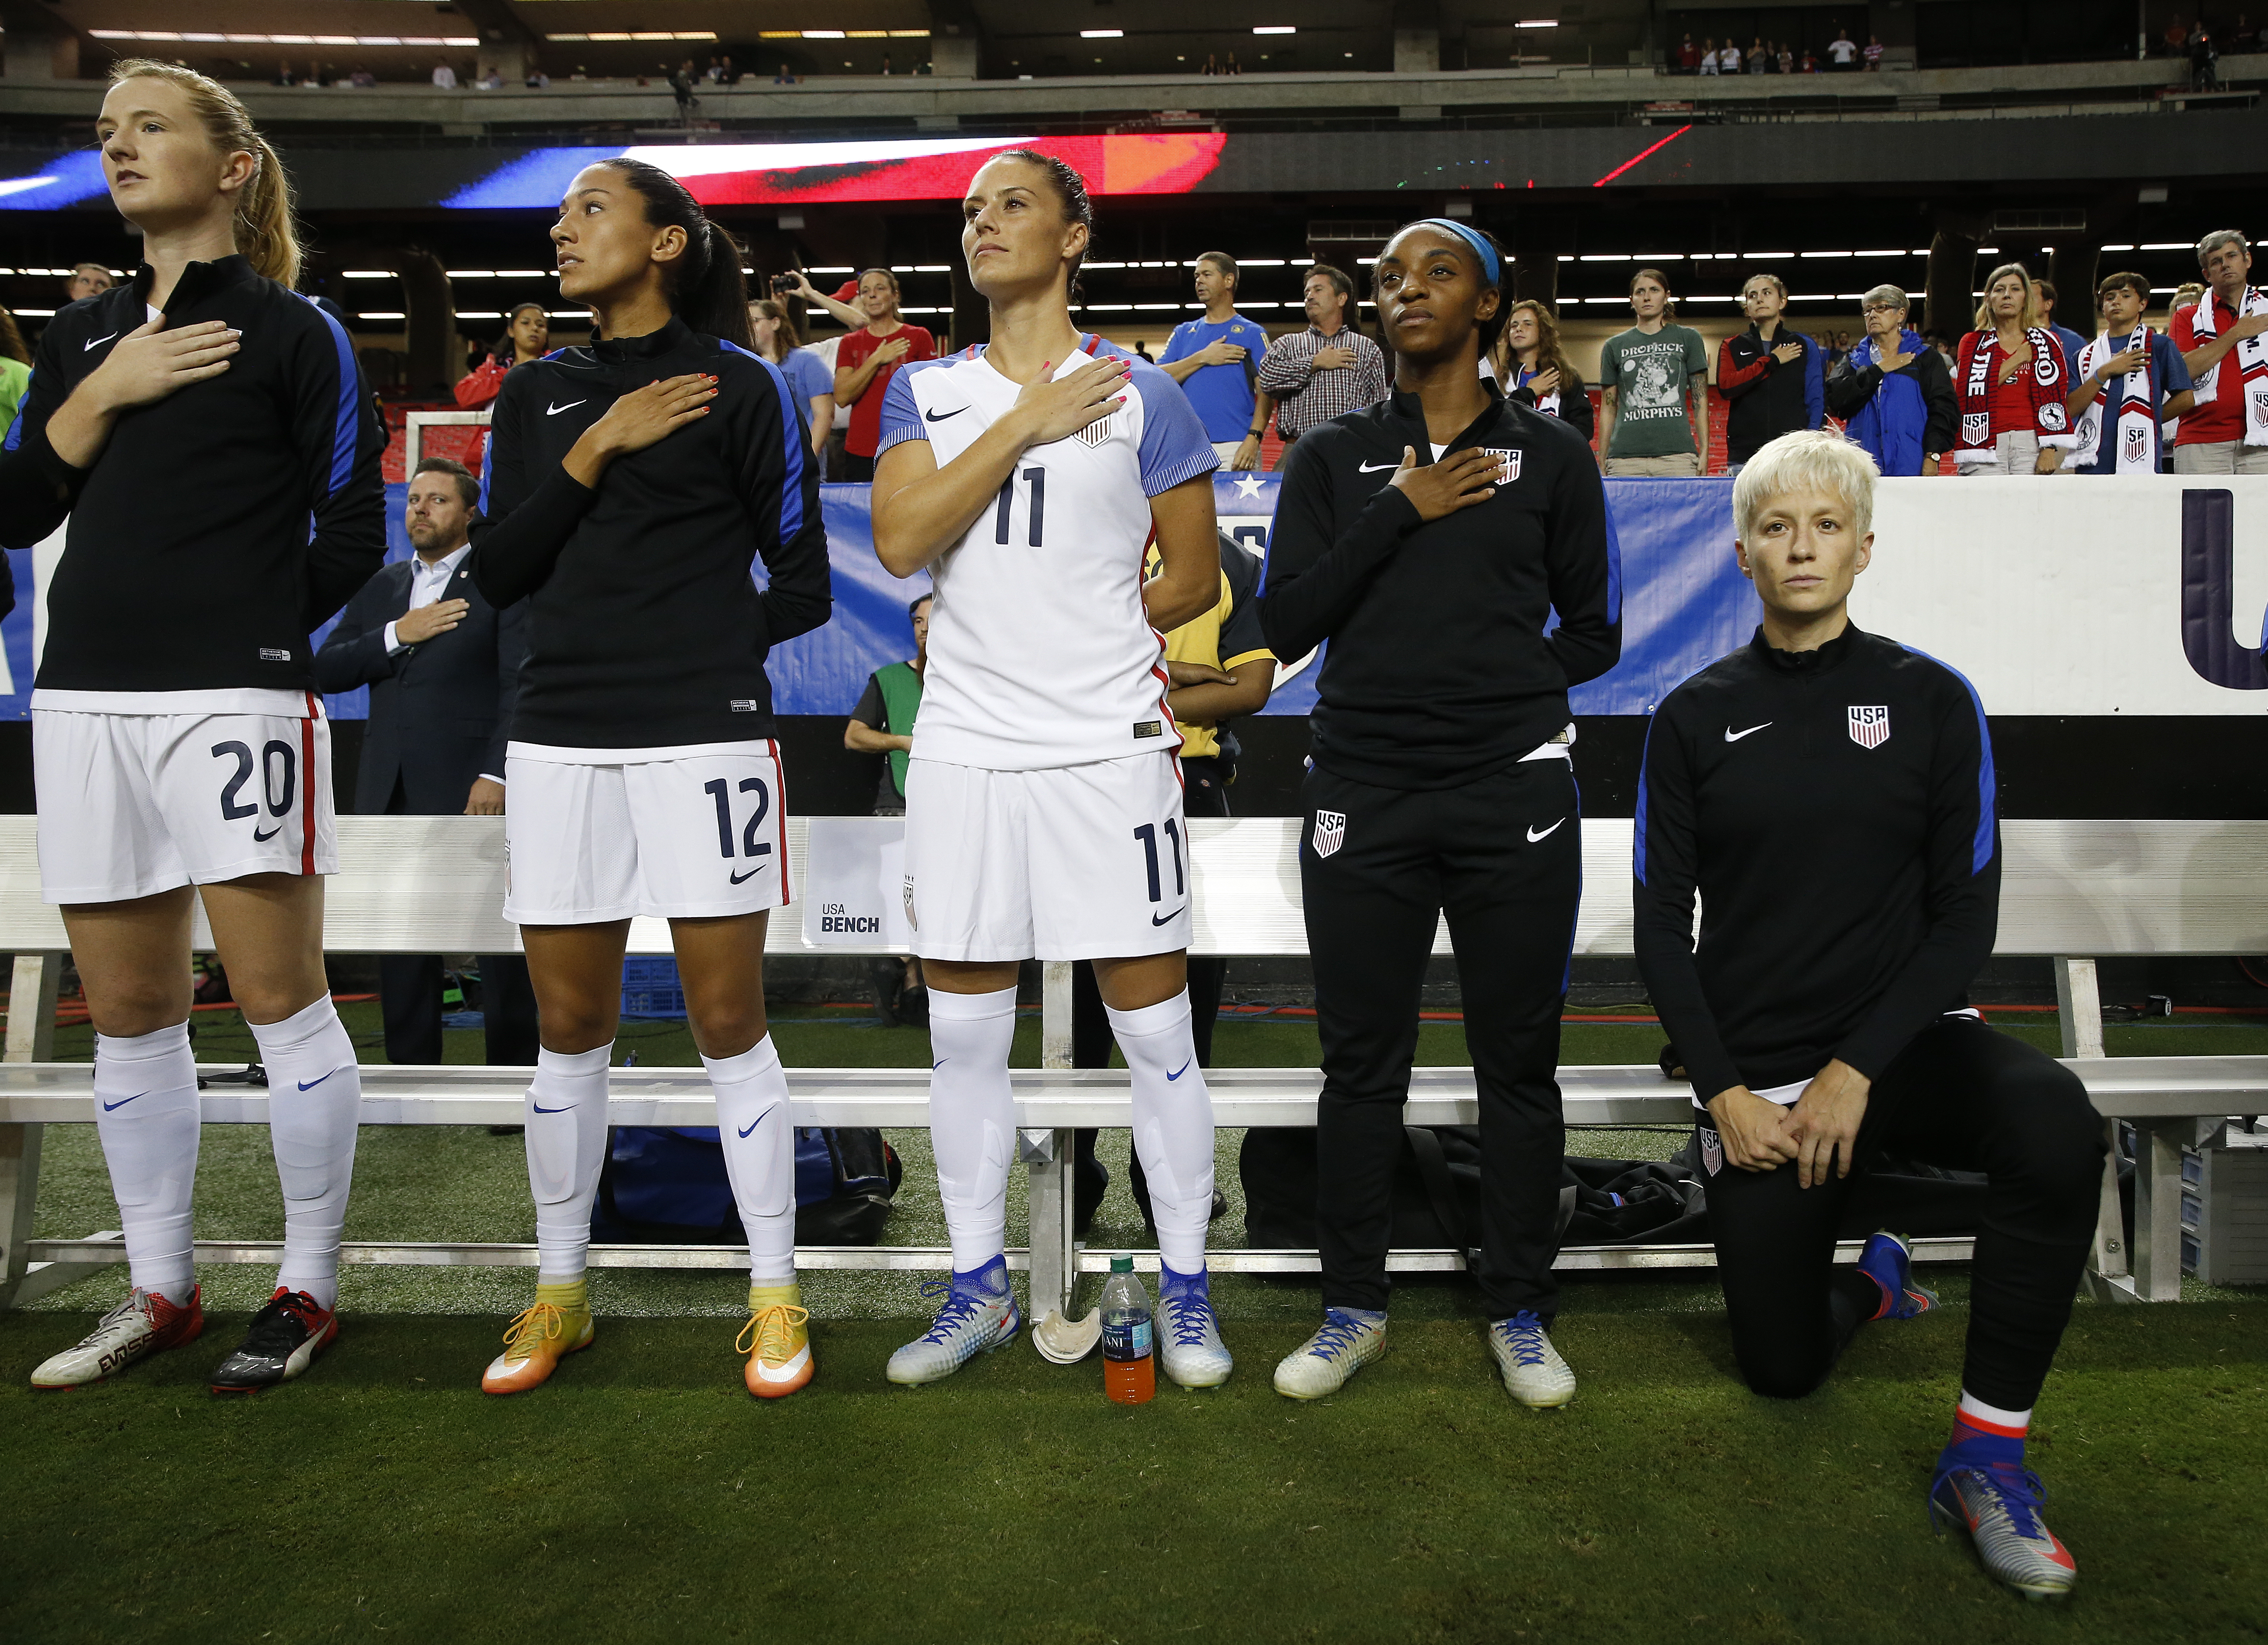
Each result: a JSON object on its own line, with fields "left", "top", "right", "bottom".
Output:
{"left": 1157, "top": 1267, "right": 1233, "bottom": 1389}
{"left": 1930, "top": 1454, "right": 2079, "bottom": 1600}
{"left": 1487, "top": 1311, "right": 1576, "bottom": 1408}
{"left": 1272, "top": 1309, "right": 1387, "bottom": 1400}
{"left": 1857, "top": 1230, "right": 1940, "bottom": 1321}
{"left": 887, "top": 1257, "right": 1021, "bottom": 1386}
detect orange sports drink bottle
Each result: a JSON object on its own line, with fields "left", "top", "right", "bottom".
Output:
{"left": 1100, "top": 1253, "right": 1155, "bottom": 1404}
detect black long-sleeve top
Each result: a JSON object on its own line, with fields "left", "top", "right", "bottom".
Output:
{"left": 1824, "top": 345, "right": 1959, "bottom": 459}
{"left": 1257, "top": 383, "right": 1621, "bottom": 790}
{"left": 468, "top": 317, "right": 829, "bottom": 748}
{"left": 1632, "top": 624, "right": 2001, "bottom": 1105}
{"left": 0, "top": 255, "right": 385, "bottom": 690}
{"left": 1505, "top": 365, "right": 1596, "bottom": 444}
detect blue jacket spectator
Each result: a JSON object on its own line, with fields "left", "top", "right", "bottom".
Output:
{"left": 1825, "top": 285, "right": 1958, "bottom": 477}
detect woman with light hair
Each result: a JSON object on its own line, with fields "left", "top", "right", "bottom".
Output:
{"left": 1633, "top": 429, "right": 2103, "bottom": 1602}
{"left": 1825, "top": 282, "right": 1956, "bottom": 476}
{"left": 1953, "top": 262, "right": 2074, "bottom": 474}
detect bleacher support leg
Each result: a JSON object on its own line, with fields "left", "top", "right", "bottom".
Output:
{"left": 2057, "top": 956, "right": 2140, "bottom": 1302}
{"left": 1, "top": 952, "right": 64, "bottom": 1310}
{"left": 1021, "top": 961, "right": 1076, "bottom": 1323}
{"left": 2127, "top": 1121, "right": 2189, "bottom": 1302}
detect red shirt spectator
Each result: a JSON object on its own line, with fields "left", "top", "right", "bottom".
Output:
{"left": 2172, "top": 287, "right": 2260, "bottom": 447}
{"left": 839, "top": 322, "right": 934, "bottom": 460}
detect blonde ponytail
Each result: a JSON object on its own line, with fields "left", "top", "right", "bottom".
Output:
{"left": 106, "top": 60, "right": 302, "bottom": 288}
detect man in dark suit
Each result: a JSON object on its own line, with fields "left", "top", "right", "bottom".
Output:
{"left": 316, "top": 455, "right": 538, "bottom": 1066}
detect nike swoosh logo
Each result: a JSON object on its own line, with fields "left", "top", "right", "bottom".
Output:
{"left": 532, "top": 1103, "right": 574, "bottom": 1114}
{"left": 84, "top": 332, "right": 118, "bottom": 351}
{"left": 1526, "top": 819, "right": 1566, "bottom": 843}
{"left": 736, "top": 1109, "right": 777, "bottom": 1140}
{"left": 297, "top": 1070, "right": 345, "bottom": 1092}
{"left": 924, "top": 405, "right": 966, "bottom": 421}
{"left": 932, "top": 1058, "right": 948, "bottom": 1070}
{"left": 729, "top": 867, "right": 762, "bottom": 884}
{"left": 547, "top": 400, "right": 587, "bottom": 416}
{"left": 1167, "top": 1059, "right": 1191, "bottom": 1081}
{"left": 253, "top": 824, "right": 281, "bottom": 841}
{"left": 101, "top": 1091, "right": 151, "bottom": 1111}
{"left": 1152, "top": 908, "right": 1186, "bottom": 926}
{"left": 1724, "top": 722, "right": 1773, "bottom": 743}
{"left": 1357, "top": 460, "right": 1398, "bottom": 472}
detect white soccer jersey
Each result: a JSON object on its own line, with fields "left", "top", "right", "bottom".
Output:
{"left": 876, "top": 337, "right": 1218, "bottom": 771}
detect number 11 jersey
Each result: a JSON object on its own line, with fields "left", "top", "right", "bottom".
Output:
{"left": 875, "top": 337, "right": 1218, "bottom": 772}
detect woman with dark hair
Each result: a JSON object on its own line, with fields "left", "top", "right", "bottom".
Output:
{"left": 467, "top": 156, "right": 829, "bottom": 1399}
{"left": 868, "top": 147, "right": 1224, "bottom": 1387}
{"left": 0, "top": 61, "right": 385, "bottom": 1394}
{"left": 1257, "top": 219, "right": 1619, "bottom": 1404}
{"left": 455, "top": 301, "right": 551, "bottom": 472}
{"left": 1491, "top": 297, "right": 1594, "bottom": 444}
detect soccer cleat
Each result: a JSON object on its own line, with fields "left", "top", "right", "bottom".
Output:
{"left": 1487, "top": 1311, "right": 1577, "bottom": 1408}
{"left": 739, "top": 1286, "right": 814, "bottom": 1399}
{"left": 886, "top": 1259, "right": 1021, "bottom": 1385}
{"left": 1272, "top": 1309, "right": 1387, "bottom": 1400}
{"left": 1931, "top": 1458, "right": 2079, "bottom": 1600}
{"left": 30, "top": 1286, "right": 204, "bottom": 1390}
{"left": 1857, "top": 1230, "right": 1940, "bottom": 1321}
{"left": 1156, "top": 1268, "right": 1233, "bottom": 1389}
{"left": 209, "top": 1289, "right": 339, "bottom": 1393}
{"left": 481, "top": 1297, "right": 596, "bottom": 1394}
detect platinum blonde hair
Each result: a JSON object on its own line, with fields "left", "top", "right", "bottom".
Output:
{"left": 1733, "top": 430, "right": 1879, "bottom": 545}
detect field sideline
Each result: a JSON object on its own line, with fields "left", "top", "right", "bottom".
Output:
{"left": 3, "top": 1003, "right": 2264, "bottom": 1641}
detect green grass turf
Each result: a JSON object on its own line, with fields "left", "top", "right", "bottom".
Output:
{"left": 2, "top": 1304, "right": 2263, "bottom": 1644}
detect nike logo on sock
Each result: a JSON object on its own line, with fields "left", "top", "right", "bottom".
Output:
{"left": 1152, "top": 907, "right": 1186, "bottom": 926}
{"left": 101, "top": 1091, "right": 151, "bottom": 1111}
{"left": 1525, "top": 819, "right": 1565, "bottom": 843}
{"left": 932, "top": 1058, "right": 948, "bottom": 1070}
{"left": 736, "top": 1109, "right": 776, "bottom": 1140}
{"left": 547, "top": 399, "right": 588, "bottom": 415}
{"left": 296, "top": 1069, "right": 341, "bottom": 1092}
{"left": 532, "top": 1103, "right": 575, "bottom": 1113}
{"left": 1167, "top": 1060, "right": 1192, "bottom": 1081}
{"left": 729, "top": 867, "right": 763, "bottom": 884}
{"left": 1724, "top": 722, "right": 1773, "bottom": 743}
{"left": 254, "top": 824, "right": 281, "bottom": 842}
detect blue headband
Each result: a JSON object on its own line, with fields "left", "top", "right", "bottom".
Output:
{"left": 1413, "top": 218, "right": 1500, "bottom": 286}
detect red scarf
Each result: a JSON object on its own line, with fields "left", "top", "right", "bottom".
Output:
{"left": 1955, "top": 327, "right": 2070, "bottom": 461}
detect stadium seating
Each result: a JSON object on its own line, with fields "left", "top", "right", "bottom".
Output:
{"left": 2, "top": 812, "right": 2261, "bottom": 1319}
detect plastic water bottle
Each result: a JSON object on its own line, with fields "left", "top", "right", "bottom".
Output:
{"left": 1100, "top": 1253, "right": 1155, "bottom": 1404}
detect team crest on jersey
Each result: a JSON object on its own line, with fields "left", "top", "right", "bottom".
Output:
{"left": 1480, "top": 447, "right": 1521, "bottom": 483}
{"left": 1847, "top": 705, "right": 1891, "bottom": 749}
{"left": 1312, "top": 810, "right": 1346, "bottom": 858}
{"left": 1076, "top": 413, "right": 1115, "bottom": 447}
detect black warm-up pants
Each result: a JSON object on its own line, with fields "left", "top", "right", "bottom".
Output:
{"left": 1301, "top": 758, "right": 1581, "bottom": 1321}
{"left": 1702, "top": 1014, "right": 2105, "bottom": 1410}
{"left": 379, "top": 953, "right": 540, "bottom": 1067}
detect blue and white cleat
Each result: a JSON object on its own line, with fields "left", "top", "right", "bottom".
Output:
{"left": 1272, "top": 1309, "right": 1387, "bottom": 1400}
{"left": 1487, "top": 1310, "right": 1577, "bottom": 1408}
{"left": 1931, "top": 1457, "right": 2079, "bottom": 1601}
{"left": 1857, "top": 1230, "right": 1939, "bottom": 1321}
{"left": 887, "top": 1257, "right": 1021, "bottom": 1385}
{"left": 1157, "top": 1267, "right": 1233, "bottom": 1389}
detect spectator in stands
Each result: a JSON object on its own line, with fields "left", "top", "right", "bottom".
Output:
{"left": 1802, "top": 46, "right": 1821, "bottom": 72}
{"left": 1747, "top": 38, "right": 1769, "bottom": 73}
{"left": 314, "top": 456, "right": 537, "bottom": 1069}
{"left": 453, "top": 301, "right": 550, "bottom": 473}
{"left": 1719, "top": 272, "right": 1825, "bottom": 473}
{"left": 0, "top": 305, "right": 28, "bottom": 443}
{"left": 1160, "top": 251, "right": 1272, "bottom": 468}
{"left": 2173, "top": 281, "right": 2204, "bottom": 316}
{"left": 1863, "top": 34, "right": 1885, "bottom": 69}
{"left": 1600, "top": 267, "right": 1710, "bottom": 475}
{"left": 1493, "top": 297, "right": 1595, "bottom": 443}
{"left": 1679, "top": 34, "right": 1701, "bottom": 71}
{"left": 2191, "top": 21, "right": 2221, "bottom": 89}
{"left": 477, "top": 66, "right": 504, "bottom": 92}
{"left": 2173, "top": 229, "right": 2268, "bottom": 474}
{"left": 669, "top": 59, "right": 699, "bottom": 120}
{"left": 1924, "top": 328, "right": 1957, "bottom": 367}
{"left": 2030, "top": 280, "right": 2090, "bottom": 385}
{"left": 2066, "top": 271, "right": 2194, "bottom": 476}
{"left": 2236, "top": 14, "right": 2262, "bottom": 54}
{"left": 781, "top": 269, "right": 869, "bottom": 478}
{"left": 1257, "top": 264, "right": 1389, "bottom": 450}
{"left": 65, "top": 262, "right": 112, "bottom": 303}
{"left": 431, "top": 61, "right": 458, "bottom": 90}
{"left": 1699, "top": 37, "right": 1720, "bottom": 75}
{"left": 1954, "top": 262, "right": 2073, "bottom": 475}
{"left": 845, "top": 593, "right": 932, "bottom": 1027}
{"left": 2163, "top": 14, "right": 2190, "bottom": 55}
{"left": 720, "top": 55, "right": 741, "bottom": 85}
{"left": 524, "top": 68, "right": 549, "bottom": 90}
{"left": 749, "top": 296, "right": 834, "bottom": 455}
{"left": 835, "top": 267, "right": 935, "bottom": 481}
{"left": 1827, "top": 284, "right": 1956, "bottom": 476}
{"left": 1828, "top": 27, "right": 1860, "bottom": 68}
{"left": 349, "top": 65, "right": 377, "bottom": 88}
{"left": 271, "top": 62, "right": 298, "bottom": 88}
{"left": 1777, "top": 41, "right": 1796, "bottom": 73}
{"left": 773, "top": 64, "right": 796, "bottom": 85}
{"left": 1718, "top": 40, "right": 1744, "bottom": 72}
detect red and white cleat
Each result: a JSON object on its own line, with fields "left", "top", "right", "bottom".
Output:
{"left": 31, "top": 1286, "right": 205, "bottom": 1389}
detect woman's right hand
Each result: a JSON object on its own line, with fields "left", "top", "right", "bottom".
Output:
{"left": 588, "top": 374, "right": 717, "bottom": 458}
{"left": 1387, "top": 446, "right": 1500, "bottom": 522}
{"left": 82, "top": 318, "right": 239, "bottom": 414}
{"left": 1705, "top": 1087, "right": 1801, "bottom": 1172}
{"left": 1525, "top": 366, "right": 1562, "bottom": 399}
{"left": 1009, "top": 355, "right": 1129, "bottom": 447}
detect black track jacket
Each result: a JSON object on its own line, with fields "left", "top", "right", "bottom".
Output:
{"left": 1632, "top": 625, "right": 2001, "bottom": 1103}
{"left": 0, "top": 256, "right": 385, "bottom": 691}
{"left": 469, "top": 317, "right": 829, "bottom": 749}
{"left": 1257, "top": 383, "right": 1621, "bottom": 789}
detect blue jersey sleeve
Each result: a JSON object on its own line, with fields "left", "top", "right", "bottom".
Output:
{"left": 1159, "top": 322, "right": 1198, "bottom": 365}
{"left": 874, "top": 367, "right": 928, "bottom": 458}
{"left": 1130, "top": 359, "right": 1220, "bottom": 495}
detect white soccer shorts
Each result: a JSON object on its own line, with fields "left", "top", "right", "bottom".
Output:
{"left": 504, "top": 740, "right": 791, "bottom": 924}
{"left": 33, "top": 706, "right": 337, "bottom": 905}
{"left": 901, "top": 751, "right": 1193, "bottom": 963}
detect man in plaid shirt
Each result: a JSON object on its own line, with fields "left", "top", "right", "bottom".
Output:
{"left": 1258, "top": 264, "right": 1391, "bottom": 449}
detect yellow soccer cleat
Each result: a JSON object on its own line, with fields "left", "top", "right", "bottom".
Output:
{"left": 481, "top": 1283, "right": 595, "bottom": 1395}
{"left": 739, "top": 1284, "right": 813, "bottom": 1399}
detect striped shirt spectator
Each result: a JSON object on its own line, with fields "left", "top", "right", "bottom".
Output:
{"left": 1257, "top": 265, "right": 1390, "bottom": 443}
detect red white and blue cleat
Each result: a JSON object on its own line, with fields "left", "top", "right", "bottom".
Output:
{"left": 1930, "top": 1455, "right": 2079, "bottom": 1600}
{"left": 1857, "top": 1230, "right": 1939, "bottom": 1321}
{"left": 30, "top": 1286, "right": 204, "bottom": 1389}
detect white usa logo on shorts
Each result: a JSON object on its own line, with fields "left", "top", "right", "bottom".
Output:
{"left": 902, "top": 873, "right": 918, "bottom": 932}
{"left": 1312, "top": 809, "right": 1346, "bottom": 858}
{"left": 1848, "top": 705, "right": 1891, "bottom": 749}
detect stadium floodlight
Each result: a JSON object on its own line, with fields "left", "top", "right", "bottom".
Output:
{"left": 344, "top": 270, "right": 396, "bottom": 280}
{"left": 1516, "top": 19, "right": 1560, "bottom": 27}
{"left": 1082, "top": 30, "right": 1124, "bottom": 39}
{"left": 806, "top": 30, "right": 847, "bottom": 39}
{"left": 1254, "top": 27, "right": 1297, "bottom": 35}
{"left": 357, "top": 312, "right": 406, "bottom": 321}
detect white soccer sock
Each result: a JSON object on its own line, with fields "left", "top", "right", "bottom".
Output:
{"left": 524, "top": 1044, "right": 612, "bottom": 1284}
{"left": 252, "top": 996, "right": 362, "bottom": 1310}
{"left": 708, "top": 1035, "right": 797, "bottom": 1287}
{"left": 1109, "top": 990, "right": 1215, "bottom": 1277}
{"left": 927, "top": 985, "right": 1019, "bottom": 1273}
{"left": 92, "top": 1021, "right": 201, "bottom": 1305}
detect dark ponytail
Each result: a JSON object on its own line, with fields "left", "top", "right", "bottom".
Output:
{"left": 602, "top": 158, "right": 753, "bottom": 349}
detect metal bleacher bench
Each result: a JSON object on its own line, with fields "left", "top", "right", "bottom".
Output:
{"left": 2, "top": 813, "right": 2264, "bottom": 1320}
